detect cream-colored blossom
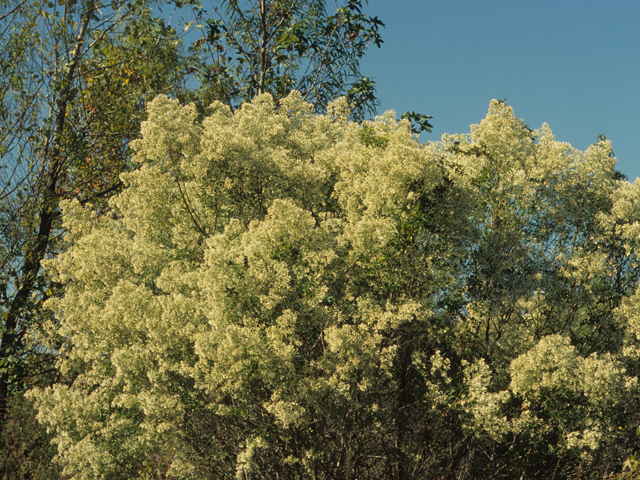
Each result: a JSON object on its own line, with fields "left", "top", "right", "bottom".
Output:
{"left": 30, "top": 94, "right": 635, "bottom": 478}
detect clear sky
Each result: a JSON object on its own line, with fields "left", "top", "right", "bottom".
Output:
{"left": 358, "top": 0, "right": 640, "bottom": 181}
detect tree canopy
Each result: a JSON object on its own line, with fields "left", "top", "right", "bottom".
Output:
{"left": 29, "top": 93, "right": 640, "bottom": 479}
{"left": 190, "top": 0, "right": 386, "bottom": 120}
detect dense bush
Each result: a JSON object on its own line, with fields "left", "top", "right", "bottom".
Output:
{"left": 29, "top": 93, "right": 640, "bottom": 479}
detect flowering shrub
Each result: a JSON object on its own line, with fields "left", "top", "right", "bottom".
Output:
{"left": 30, "top": 93, "right": 640, "bottom": 479}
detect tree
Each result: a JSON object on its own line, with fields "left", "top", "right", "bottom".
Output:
{"left": 0, "top": 0, "right": 203, "bottom": 430}
{"left": 189, "top": 0, "right": 386, "bottom": 120}
{"left": 29, "top": 94, "right": 640, "bottom": 479}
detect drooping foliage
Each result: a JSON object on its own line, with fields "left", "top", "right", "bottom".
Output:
{"left": 31, "top": 93, "right": 640, "bottom": 479}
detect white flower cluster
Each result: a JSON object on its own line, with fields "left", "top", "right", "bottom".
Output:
{"left": 29, "top": 93, "right": 640, "bottom": 478}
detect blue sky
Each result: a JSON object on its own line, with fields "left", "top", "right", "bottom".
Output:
{"left": 359, "top": 0, "right": 640, "bottom": 181}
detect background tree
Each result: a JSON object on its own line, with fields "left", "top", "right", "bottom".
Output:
{"left": 0, "top": 0, "right": 198, "bottom": 430}
{"left": 189, "top": 0, "right": 386, "bottom": 121}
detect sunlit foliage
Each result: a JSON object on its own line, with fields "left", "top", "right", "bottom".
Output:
{"left": 30, "top": 93, "right": 640, "bottom": 479}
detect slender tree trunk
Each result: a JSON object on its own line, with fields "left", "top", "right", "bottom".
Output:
{"left": 258, "top": 0, "right": 268, "bottom": 94}
{"left": 0, "top": 0, "right": 95, "bottom": 427}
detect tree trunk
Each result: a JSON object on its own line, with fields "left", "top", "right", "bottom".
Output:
{"left": 258, "top": 0, "right": 268, "bottom": 95}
